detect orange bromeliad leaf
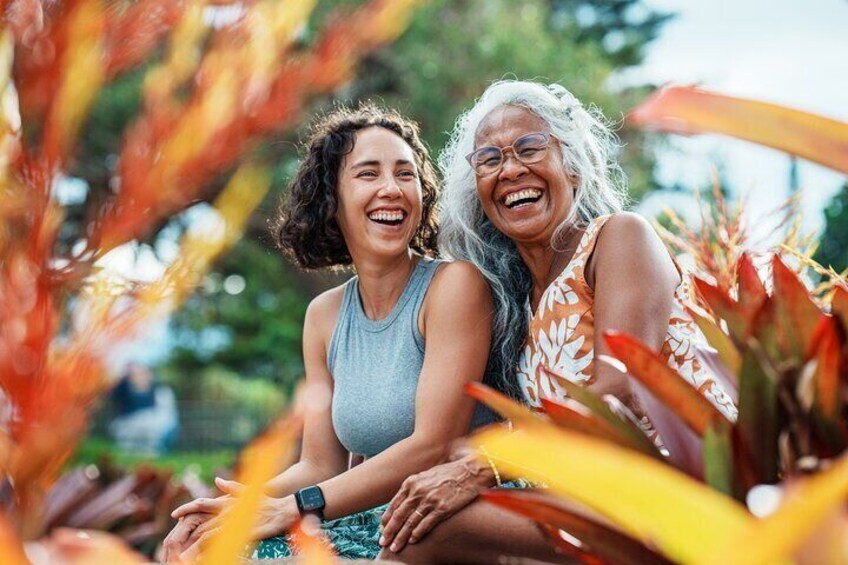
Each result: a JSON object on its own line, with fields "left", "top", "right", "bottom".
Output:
{"left": 814, "top": 316, "right": 844, "bottom": 420}
{"left": 289, "top": 517, "right": 336, "bottom": 565}
{"left": 628, "top": 85, "right": 848, "bottom": 175}
{"left": 465, "top": 382, "right": 545, "bottom": 427}
{"left": 199, "top": 413, "right": 302, "bottom": 564}
{"left": 771, "top": 254, "right": 825, "bottom": 363}
{"left": 41, "top": 0, "right": 105, "bottom": 166}
{"left": 735, "top": 254, "right": 767, "bottom": 316}
{"left": 693, "top": 276, "right": 750, "bottom": 341}
{"left": 0, "top": 512, "right": 27, "bottom": 565}
{"left": 604, "top": 332, "right": 731, "bottom": 436}
{"left": 482, "top": 489, "right": 673, "bottom": 565}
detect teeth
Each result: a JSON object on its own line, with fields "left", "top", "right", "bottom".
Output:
{"left": 368, "top": 210, "right": 405, "bottom": 222}
{"left": 504, "top": 189, "right": 542, "bottom": 207}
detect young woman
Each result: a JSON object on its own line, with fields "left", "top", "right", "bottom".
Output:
{"left": 161, "top": 104, "right": 500, "bottom": 561}
{"left": 379, "top": 80, "right": 736, "bottom": 564}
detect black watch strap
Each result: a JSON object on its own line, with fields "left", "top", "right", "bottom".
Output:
{"left": 294, "top": 485, "right": 325, "bottom": 520}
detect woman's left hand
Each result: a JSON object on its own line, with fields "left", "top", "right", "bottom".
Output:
{"left": 379, "top": 453, "right": 492, "bottom": 553}
{"left": 174, "top": 478, "right": 300, "bottom": 559}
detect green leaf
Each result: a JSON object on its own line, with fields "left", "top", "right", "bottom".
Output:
{"left": 703, "top": 419, "right": 734, "bottom": 497}
{"left": 541, "top": 397, "right": 664, "bottom": 460}
{"left": 556, "top": 378, "right": 660, "bottom": 457}
{"left": 736, "top": 344, "right": 779, "bottom": 485}
{"left": 687, "top": 306, "right": 742, "bottom": 379}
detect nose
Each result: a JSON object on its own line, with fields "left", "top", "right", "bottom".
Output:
{"left": 377, "top": 176, "right": 403, "bottom": 199}
{"left": 497, "top": 150, "right": 528, "bottom": 181}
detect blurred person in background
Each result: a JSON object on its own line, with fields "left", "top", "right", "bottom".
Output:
{"left": 162, "top": 103, "right": 506, "bottom": 562}
{"left": 109, "top": 363, "right": 179, "bottom": 456}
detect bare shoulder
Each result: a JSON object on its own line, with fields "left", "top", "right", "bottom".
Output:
{"left": 594, "top": 212, "right": 668, "bottom": 260}
{"left": 429, "top": 259, "right": 490, "bottom": 298}
{"left": 304, "top": 283, "right": 347, "bottom": 343}
{"left": 589, "top": 212, "right": 674, "bottom": 286}
{"left": 599, "top": 211, "right": 658, "bottom": 247}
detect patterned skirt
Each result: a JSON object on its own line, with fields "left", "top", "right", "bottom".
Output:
{"left": 253, "top": 480, "right": 531, "bottom": 560}
{"left": 254, "top": 504, "right": 387, "bottom": 560}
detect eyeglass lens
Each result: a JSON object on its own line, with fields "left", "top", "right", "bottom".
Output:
{"left": 470, "top": 133, "right": 550, "bottom": 175}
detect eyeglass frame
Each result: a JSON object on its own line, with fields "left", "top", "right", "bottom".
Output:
{"left": 465, "top": 131, "right": 559, "bottom": 177}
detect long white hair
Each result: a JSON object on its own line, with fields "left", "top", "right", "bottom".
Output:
{"left": 439, "top": 80, "right": 628, "bottom": 397}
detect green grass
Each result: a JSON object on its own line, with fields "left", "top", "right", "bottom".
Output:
{"left": 70, "top": 438, "right": 237, "bottom": 484}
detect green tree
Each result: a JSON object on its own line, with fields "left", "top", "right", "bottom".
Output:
{"left": 72, "top": 0, "right": 672, "bottom": 399}
{"left": 815, "top": 181, "right": 848, "bottom": 273}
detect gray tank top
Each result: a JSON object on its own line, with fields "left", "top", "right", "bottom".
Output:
{"left": 328, "top": 258, "right": 497, "bottom": 457}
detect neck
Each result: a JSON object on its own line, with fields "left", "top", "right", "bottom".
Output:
{"left": 351, "top": 249, "right": 419, "bottom": 320}
{"left": 516, "top": 227, "right": 582, "bottom": 307}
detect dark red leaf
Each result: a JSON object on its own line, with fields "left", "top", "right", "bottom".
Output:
{"left": 483, "top": 489, "right": 673, "bottom": 565}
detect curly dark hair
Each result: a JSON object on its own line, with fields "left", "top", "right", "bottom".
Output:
{"left": 275, "top": 103, "right": 440, "bottom": 270}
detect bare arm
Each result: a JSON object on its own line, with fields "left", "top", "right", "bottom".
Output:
{"left": 263, "top": 290, "right": 350, "bottom": 497}
{"left": 587, "top": 212, "right": 680, "bottom": 408}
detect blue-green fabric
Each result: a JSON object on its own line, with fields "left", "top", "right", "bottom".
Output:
{"left": 253, "top": 481, "right": 531, "bottom": 560}
{"left": 254, "top": 504, "right": 387, "bottom": 560}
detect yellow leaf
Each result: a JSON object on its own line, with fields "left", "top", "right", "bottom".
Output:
{"left": 697, "top": 454, "right": 848, "bottom": 565}
{"left": 629, "top": 86, "right": 848, "bottom": 174}
{"left": 199, "top": 414, "right": 302, "bottom": 564}
{"left": 46, "top": 0, "right": 105, "bottom": 162}
{"left": 471, "top": 423, "right": 752, "bottom": 563}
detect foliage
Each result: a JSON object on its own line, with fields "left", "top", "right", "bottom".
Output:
{"left": 815, "top": 181, "right": 848, "bottom": 274}
{"left": 71, "top": 438, "right": 235, "bottom": 484}
{"left": 167, "top": 237, "right": 309, "bottom": 391}
{"left": 0, "top": 0, "right": 424, "bottom": 560}
{"left": 161, "top": 0, "right": 669, "bottom": 392}
{"left": 468, "top": 90, "right": 848, "bottom": 562}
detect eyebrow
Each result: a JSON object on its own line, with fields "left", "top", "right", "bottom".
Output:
{"left": 350, "top": 159, "right": 415, "bottom": 169}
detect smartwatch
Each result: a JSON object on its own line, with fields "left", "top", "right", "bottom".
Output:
{"left": 294, "top": 485, "right": 326, "bottom": 520}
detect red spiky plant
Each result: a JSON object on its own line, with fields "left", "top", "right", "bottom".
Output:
{"left": 0, "top": 0, "right": 423, "bottom": 561}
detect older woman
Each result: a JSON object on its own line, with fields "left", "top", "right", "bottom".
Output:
{"left": 162, "top": 104, "right": 502, "bottom": 561}
{"left": 378, "top": 81, "right": 736, "bottom": 564}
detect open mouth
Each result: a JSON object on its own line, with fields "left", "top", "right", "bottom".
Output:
{"left": 502, "top": 189, "right": 543, "bottom": 209}
{"left": 367, "top": 209, "right": 407, "bottom": 226}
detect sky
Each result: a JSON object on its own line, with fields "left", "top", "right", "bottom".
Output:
{"left": 623, "top": 0, "right": 848, "bottom": 239}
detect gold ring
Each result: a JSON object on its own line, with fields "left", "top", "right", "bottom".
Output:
{"left": 413, "top": 509, "right": 425, "bottom": 518}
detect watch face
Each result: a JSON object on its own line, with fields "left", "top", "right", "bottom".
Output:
{"left": 298, "top": 486, "right": 325, "bottom": 512}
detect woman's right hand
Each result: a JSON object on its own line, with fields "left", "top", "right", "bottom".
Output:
{"left": 160, "top": 512, "right": 213, "bottom": 563}
{"left": 379, "top": 451, "right": 494, "bottom": 553}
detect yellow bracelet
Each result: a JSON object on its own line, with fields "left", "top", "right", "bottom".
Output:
{"left": 479, "top": 445, "right": 502, "bottom": 487}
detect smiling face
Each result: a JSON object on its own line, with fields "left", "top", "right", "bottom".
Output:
{"left": 473, "top": 105, "right": 575, "bottom": 247}
{"left": 335, "top": 126, "right": 423, "bottom": 262}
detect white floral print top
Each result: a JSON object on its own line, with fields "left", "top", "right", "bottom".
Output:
{"left": 517, "top": 214, "right": 738, "bottom": 420}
